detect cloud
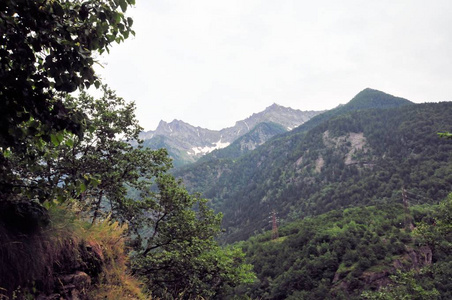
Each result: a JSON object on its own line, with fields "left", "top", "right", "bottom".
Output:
{"left": 96, "top": 0, "right": 452, "bottom": 130}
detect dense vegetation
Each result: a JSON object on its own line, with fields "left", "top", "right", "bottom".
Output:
{"left": 233, "top": 194, "right": 452, "bottom": 299}
{"left": 175, "top": 96, "right": 452, "bottom": 243}
{"left": 1, "top": 1, "right": 451, "bottom": 299}
{"left": 0, "top": 1, "right": 254, "bottom": 299}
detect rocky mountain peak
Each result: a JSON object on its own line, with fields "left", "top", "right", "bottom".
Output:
{"left": 140, "top": 104, "right": 323, "bottom": 166}
{"left": 265, "top": 103, "right": 282, "bottom": 110}
{"left": 239, "top": 103, "right": 322, "bottom": 131}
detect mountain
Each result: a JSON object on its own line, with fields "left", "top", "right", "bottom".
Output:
{"left": 174, "top": 89, "right": 452, "bottom": 243}
{"left": 290, "top": 87, "right": 413, "bottom": 135}
{"left": 139, "top": 104, "right": 322, "bottom": 167}
{"left": 174, "top": 88, "right": 414, "bottom": 194}
{"left": 181, "top": 88, "right": 413, "bottom": 168}
{"left": 197, "top": 122, "right": 287, "bottom": 162}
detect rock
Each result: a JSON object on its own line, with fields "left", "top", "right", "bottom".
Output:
{"left": 362, "top": 269, "right": 391, "bottom": 287}
{"left": 60, "top": 271, "right": 91, "bottom": 290}
{"left": 332, "top": 272, "right": 341, "bottom": 284}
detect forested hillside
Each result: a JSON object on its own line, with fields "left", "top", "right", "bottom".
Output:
{"left": 220, "top": 102, "right": 452, "bottom": 243}
{"left": 175, "top": 91, "right": 452, "bottom": 243}
{"left": 289, "top": 88, "right": 413, "bottom": 135}
{"left": 175, "top": 89, "right": 413, "bottom": 196}
{"left": 232, "top": 194, "right": 452, "bottom": 299}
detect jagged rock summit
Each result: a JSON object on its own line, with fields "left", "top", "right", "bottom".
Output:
{"left": 139, "top": 104, "right": 323, "bottom": 167}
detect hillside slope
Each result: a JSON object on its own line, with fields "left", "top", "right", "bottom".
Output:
{"left": 175, "top": 89, "right": 452, "bottom": 243}
{"left": 219, "top": 102, "right": 452, "bottom": 242}
{"left": 175, "top": 89, "right": 413, "bottom": 192}
{"left": 234, "top": 199, "right": 451, "bottom": 299}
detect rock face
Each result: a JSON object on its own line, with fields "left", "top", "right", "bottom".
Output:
{"left": 139, "top": 104, "right": 322, "bottom": 167}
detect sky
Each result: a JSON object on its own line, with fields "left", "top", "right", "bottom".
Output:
{"left": 95, "top": 0, "right": 452, "bottom": 131}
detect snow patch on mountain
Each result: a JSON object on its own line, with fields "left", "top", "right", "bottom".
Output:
{"left": 190, "top": 139, "right": 230, "bottom": 155}
{"left": 139, "top": 104, "right": 324, "bottom": 166}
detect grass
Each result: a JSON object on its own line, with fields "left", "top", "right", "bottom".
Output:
{"left": 0, "top": 203, "right": 149, "bottom": 299}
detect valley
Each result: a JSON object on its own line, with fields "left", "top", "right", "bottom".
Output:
{"left": 2, "top": 2, "right": 452, "bottom": 298}
{"left": 166, "top": 88, "right": 452, "bottom": 298}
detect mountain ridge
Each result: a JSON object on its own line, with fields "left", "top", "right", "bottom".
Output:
{"left": 139, "top": 104, "right": 323, "bottom": 166}
{"left": 173, "top": 89, "right": 452, "bottom": 243}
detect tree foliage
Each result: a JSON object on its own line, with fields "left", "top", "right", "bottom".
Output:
{"left": 176, "top": 101, "right": 452, "bottom": 243}
{"left": 0, "top": 0, "right": 134, "bottom": 146}
{"left": 0, "top": 0, "right": 135, "bottom": 198}
{"left": 131, "top": 174, "right": 255, "bottom": 298}
{"left": 361, "top": 269, "right": 440, "bottom": 300}
{"left": 7, "top": 87, "right": 170, "bottom": 214}
{"left": 233, "top": 202, "right": 446, "bottom": 299}
{"left": 1, "top": 2, "right": 254, "bottom": 297}
{"left": 2, "top": 86, "right": 254, "bottom": 297}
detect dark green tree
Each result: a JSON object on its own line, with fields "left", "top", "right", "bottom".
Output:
{"left": 131, "top": 174, "right": 255, "bottom": 299}
{"left": 8, "top": 87, "right": 255, "bottom": 298}
{"left": 0, "top": 0, "right": 135, "bottom": 198}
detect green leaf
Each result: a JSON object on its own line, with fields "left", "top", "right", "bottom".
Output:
{"left": 79, "top": 182, "right": 87, "bottom": 193}
{"left": 114, "top": 12, "right": 121, "bottom": 24}
{"left": 119, "top": 0, "right": 128, "bottom": 12}
{"left": 90, "top": 177, "right": 101, "bottom": 187}
{"left": 36, "top": 138, "right": 45, "bottom": 150}
{"left": 65, "top": 138, "right": 74, "bottom": 147}
{"left": 50, "top": 134, "right": 60, "bottom": 146}
{"left": 2, "top": 148, "right": 12, "bottom": 158}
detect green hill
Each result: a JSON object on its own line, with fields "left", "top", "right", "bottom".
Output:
{"left": 174, "top": 90, "right": 452, "bottom": 244}
{"left": 290, "top": 88, "right": 413, "bottom": 135}
{"left": 232, "top": 197, "right": 451, "bottom": 299}
{"left": 218, "top": 102, "right": 452, "bottom": 243}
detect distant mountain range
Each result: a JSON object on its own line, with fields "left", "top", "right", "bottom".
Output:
{"left": 139, "top": 104, "right": 322, "bottom": 166}
{"left": 154, "top": 87, "right": 452, "bottom": 298}
{"left": 173, "top": 88, "right": 452, "bottom": 243}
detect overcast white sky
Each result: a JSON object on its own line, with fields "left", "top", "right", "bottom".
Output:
{"left": 95, "top": 0, "right": 452, "bottom": 131}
